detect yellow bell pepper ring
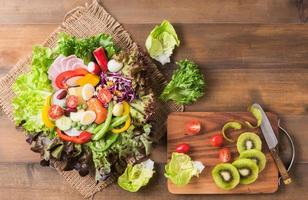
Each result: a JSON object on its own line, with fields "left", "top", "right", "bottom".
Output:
{"left": 41, "top": 95, "right": 55, "bottom": 128}
{"left": 111, "top": 116, "right": 131, "bottom": 134}
{"left": 111, "top": 101, "right": 131, "bottom": 134}
{"left": 76, "top": 74, "right": 100, "bottom": 87}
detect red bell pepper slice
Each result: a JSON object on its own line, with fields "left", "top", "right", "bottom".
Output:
{"left": 56, "top": 128, "right": 92, "bottom": 144}
{"left": 55, "top": 68, "right": 89, "bottom": 89}
{"left": 93, "top": 47, "right": 108, "bottom": 72}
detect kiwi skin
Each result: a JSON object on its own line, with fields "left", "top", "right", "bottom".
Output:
{"left": 232, "top": 158, "right": 259, "bottom": 184}
{"left": 239, "top": 149, "right": 267, "bottom": 172}
{"left": 212, "top": 163, "right": 240, "bottom": 190}
{"left": 237, "top": 132, "right": 262, "bottom": 153}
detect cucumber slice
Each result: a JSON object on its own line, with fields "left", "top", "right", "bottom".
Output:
{"left": 56, "top": 116, "right": 72, "bottom": 131}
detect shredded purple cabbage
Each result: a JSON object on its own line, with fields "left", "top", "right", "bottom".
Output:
{"left": 100, "top": 72, "right": 135, "bottom": 102}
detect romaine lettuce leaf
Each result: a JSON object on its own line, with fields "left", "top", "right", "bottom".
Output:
{"left": 12, "top": 46, "right": 55, "bottom": 133}
{"left": 118, "top": 159, "right": 155, "bottom": 192}
{"left": 164, "top": 153, "right": 204, "bottom": 186}
{"left": 145, "top": 20, "right": 180, "bottom": 65}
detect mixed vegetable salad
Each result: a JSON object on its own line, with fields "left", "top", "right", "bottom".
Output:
{"left": 12, "top": 32, "right": 154, "bottom": 181}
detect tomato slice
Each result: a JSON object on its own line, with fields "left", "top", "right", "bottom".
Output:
{"left": 87, "top": 98, "right": 108, "bottom": 124}
{"left": 48, "top": 105, "right": 64, "bottom": 120}
{"left": 97, "top": 88, "right": 113, "bottom": 104}
{"left": 186, "top": 120, "right": 201, "bottom": 135}
{"left": 66, "top": 95, "right": 79, "bottom": 109}
{"left": 219, "top": 148, "right": 231, "bottom": 163}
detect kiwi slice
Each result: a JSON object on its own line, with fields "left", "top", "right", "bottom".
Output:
{"left": 237, "top": 132, "right": 262, "bottom": 153}
{"left": 239, "top": 149, "right": 267, "bottom": 172}
{"left": 212, "top": 163, "right": 240, "bottom": 190}
{"left": 232, "top": 159, "right": 259, "bottom": 184}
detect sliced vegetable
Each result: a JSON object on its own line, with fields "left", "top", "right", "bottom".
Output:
{"left": 76, "top": 74, "right": 100, "bottom": 87}
{"left": 97, "top": 87, "right": 113, "bottom": 104}
{"left": 66, "top": 95, "right": 79, "bottom": 109}
{"left": 165, "top": 153, "right": 204, "bottom": 186}
{"left": 107, "top": 59, "right": 123, "bottom": 72}
{"left": 80, "top": 111, "right": 96, "bottom": 126}
{"left": 87, "top": 98, "right": 108, "bottom": 124}
{"left": 93, "top": 47, "right": 108, "bottom": 72}
{"left": 175, "top": 143, "right": 190, "bottom": 153}
{"left": 118, "top": 159, "right": 155, "bottom": 192}
{"left": 222, "top": 122, "right": 242, "bottom": 143}
{"left": 41, "top": 95, "right": 55, "bottom": 128}
{"left": 68, "top": 87, "right": 85, "bottom": 104}
{"left": 186, "top": 120, "right": 201, "bottom": 135}
{"left": 92, "top": 102, "right": 114, "bottom": 140}
{"left": 55, "top": 116, "right": 72, "bottom": 131}
{"left": 145, "top": 20, "right": 180, "bottom": 65}
{"left": 87, "top": 61, "right": 101, "bottom": 75}
{"left": 160, "top": 60, "right": 205, "bottom": 105}
{"left": 48, "top": 105, "right": 64, "bottom": 120}
{"left": 211, "top": 134, "right": 224, "bottom": 147}
{"left": 56, "top": 128, "right": 92, "bottom": 144}
{"left": 245, "top": 105, "right": 262, "bottom": 128}
{"left": 111, "top": 102, "right": 131, "bottom": 134}
{"left": 219, "top": 148, "right": 231, "bottom": 163}
{"left": 55, "top": 68, "right": 89, "bottom": 89}
{"left": 81, "top": 84, "right": 95, "bottom": 101}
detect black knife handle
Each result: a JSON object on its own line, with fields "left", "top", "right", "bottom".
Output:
{"left": 270, "top": 148, "right": 292, "bottom": 184}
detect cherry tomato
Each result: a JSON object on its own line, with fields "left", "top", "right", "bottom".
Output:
{"left": 186, "top": 120, "right": 201, "bottom": 135}
{"left": 219, "top": 148, "right": 231, "bottom": 163}
{"left": 66, "top": 95, "right": 79, "bottom": 109}
{"left": 211, "top": 134, "right": 224, "bottom": 147}
{"left": 175, "top": 143, "right": 190, "bottom": 153}
{"left": 87, "top": 98, "right": 107, "bottom": 124}
{"left": 97, "top": 88, "right": 112, "bottom": 104}
{"left": 48, "top": 105, "right": 64, "bottom": 120}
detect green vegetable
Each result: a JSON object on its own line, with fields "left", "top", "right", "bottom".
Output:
{"left": 245, "top": 105, "right": 262, "bottom": 128}
{"left": 89, "top": 133, "right": 119, "bottom": 152}
{"left": 92, "top": 102, "right": 114, "bottom": 140}
{"left": 145, "top": 20, "right": 179, "bottom": 65}
{"left": 160, "top": 59, "right": 205, "bottom": 105}
{"left": 222, "top": 122, "right": 242, "bottom": 143}
{"left": 55, "top": 32, "right": 118, "bottom": 64}
{"left": 118, "top": 159, "right": 155, "bottom": 192}
{"left": 164, "top": 153, "right": 204, "bottom": 186}
{"left": 12, "top": 46, "right": 55, "bottom": 134}
{"left": 110, "top": 115, "right": 129, "bottom": 128}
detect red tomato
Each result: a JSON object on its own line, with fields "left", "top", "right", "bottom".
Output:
{"left": 186, "top": 120, "right": 201, "bottom": 135}
{"left": 175, "top": 143, "right": 190, "bottom": 154}
{"left": 97, "top": 88, "right": 113, "bottom": 104}
{"left": 211, "top": 134, "right": 224, "bottom": 147}
{"left": 48, "top": 105, "right": 64, "bottom": 120}
{"left": 219, "top": 148, "right": 231, "bottom": 163}
{"left": 66, "top": 95, "right": 79, "bottom": 109}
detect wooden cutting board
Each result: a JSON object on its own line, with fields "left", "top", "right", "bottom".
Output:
{"left": 167, "top": 112, "right": 279, "bottom": 194}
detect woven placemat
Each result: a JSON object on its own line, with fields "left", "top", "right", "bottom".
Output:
{"left": 0, "top": 0, "right": 183, "bottom": 198}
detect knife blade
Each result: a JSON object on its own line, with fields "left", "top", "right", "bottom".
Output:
{"left": 252, "top": 103, "right": 292, "bottom": 184}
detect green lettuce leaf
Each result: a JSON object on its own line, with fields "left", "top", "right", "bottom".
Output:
{"left": 118, "top": 159, "right": 155, "bottom": 192}
{"left": 164, "top": 153, "right": 204, "bottom": 186}
{"left": 145, "top": 20, "right": 180, "bottom": 65}
{"left": 55, "top": 32, "right": 118, "bottom": 64}
{"left": 160, "top": 59, "right": 205, "bottom": 105}
{"left": 12, "top": 46, "right": 55, "bottom": 133}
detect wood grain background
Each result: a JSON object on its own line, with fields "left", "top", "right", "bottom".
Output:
{"left": 0, "top": 0, "right": 307, "bottom": 199}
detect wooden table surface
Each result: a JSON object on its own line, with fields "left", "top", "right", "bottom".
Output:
{"left": 0, "top": 0, "right": 307, "bottom": 199}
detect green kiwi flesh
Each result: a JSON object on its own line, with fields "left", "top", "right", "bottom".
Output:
{"left": 212, "top": 163, "right": 240, "bottom": 190}
{"left": 237, "top": 132, "right": 262, "bottom": 153}
{"left": 239, "top": 149, "right": 267, "bottom": 172}
{"left": 232, "top": 158, "right": 259, "bottom": 184}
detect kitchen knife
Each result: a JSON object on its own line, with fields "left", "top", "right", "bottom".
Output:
{"left": 252, "top": 103, "right": 292, "bottom": 185}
